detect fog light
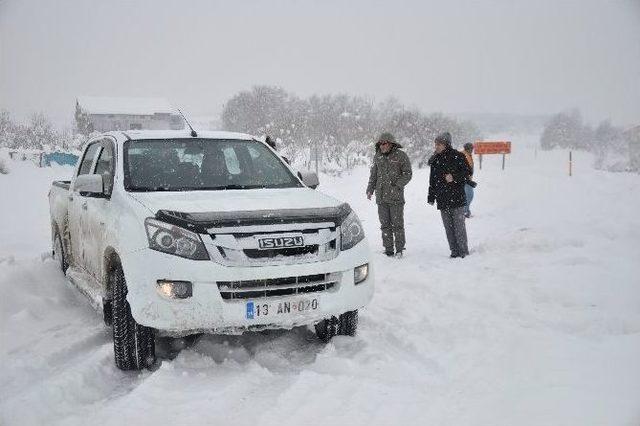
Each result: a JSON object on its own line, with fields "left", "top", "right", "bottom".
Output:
{"left": 354, "top": 263, "right": 369, "bottom": 285}
{"left": 156, "top": 280, "right": 193, "bottom": 299}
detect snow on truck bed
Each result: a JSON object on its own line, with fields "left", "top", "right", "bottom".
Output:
{"left": 1, "top": 135, "right": 639, "bottom": 426}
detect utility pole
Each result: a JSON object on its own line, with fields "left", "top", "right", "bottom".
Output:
{"left": 569, "top": 151, "right": 573, "bottom": 176}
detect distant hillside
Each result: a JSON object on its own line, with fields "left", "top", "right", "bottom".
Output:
{"left": 454, "top": 113, "right": 549, "bottom": 135}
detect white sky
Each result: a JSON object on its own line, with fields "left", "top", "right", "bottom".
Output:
{"left": 1, "top": 0, "right": 639, "bottom": 128}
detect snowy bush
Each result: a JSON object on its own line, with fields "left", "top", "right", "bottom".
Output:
{"left": 594, "top": 150, "right": 630, "bottom": 172}
{"left": 0, "top": 110, "right": 83, "bottom": 153}
{"left": 541, "top": 110, "right": 633, "bottom": 172}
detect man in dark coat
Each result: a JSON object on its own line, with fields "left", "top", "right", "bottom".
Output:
{"left": 428, "top": 132, "right": 472, "bottom": 258}
{"left": 366, "top": 132, "right": 413, "bottom": 257}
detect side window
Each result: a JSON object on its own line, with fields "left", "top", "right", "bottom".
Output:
{"left": 78, "top": 143, "right": 101, "bottom": 176}
{"left": 247, "top": 145, "right": 290, "bottom": 181}
{"left": 94, "top": 141, "right": 115, "bottom": 196}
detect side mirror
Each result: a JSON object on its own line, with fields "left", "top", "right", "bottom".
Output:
{"left": 298, "top": 170, "right": 319, "bottom": 189}
{"left": 75, "top": 174, "right": 105, "bottom": 197}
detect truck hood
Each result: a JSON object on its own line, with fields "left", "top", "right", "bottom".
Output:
{"left": 128, "top": 187, "right": 343, "bottom": 215}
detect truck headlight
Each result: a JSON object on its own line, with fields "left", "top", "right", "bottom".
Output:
{"left": 145, "top": 218, "right": 209, "bottom": 260}
{"left": 341, "top": 211, "right": 365, "bottom": 251}
{"left": 156, "top": 280, "right": 193, "bottom": 299}
{"left": 354, "top": 263, "right": 369, "bottom": 285}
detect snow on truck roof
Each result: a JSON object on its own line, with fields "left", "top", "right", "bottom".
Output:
{"left": 76, "top": 96, "right": 179, "bottom": 115}
{"left": 105, "top": 129, "right": 257, "bottom": 142}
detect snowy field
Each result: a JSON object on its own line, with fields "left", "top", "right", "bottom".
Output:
{"left": 1, "top": 136, "right": 639, "bottom": 426}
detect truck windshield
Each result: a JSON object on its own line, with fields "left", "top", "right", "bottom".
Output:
{"left": 124, "top": 139, "right": 301, "bottom": 192}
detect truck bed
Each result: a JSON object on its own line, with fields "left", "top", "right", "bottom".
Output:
{"left": 52, "top": 181, "right": 71, "bottom": 190}
{"left": 49, "top": 181, "right": 72, "bottom": 259}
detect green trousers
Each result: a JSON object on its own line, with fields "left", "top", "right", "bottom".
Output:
{"left": 377, "top": 203, "right": 405, "bottom": 253}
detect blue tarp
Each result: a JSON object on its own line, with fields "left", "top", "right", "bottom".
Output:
{"left": 42, "top": 152, "right": 78, "bottom": 167}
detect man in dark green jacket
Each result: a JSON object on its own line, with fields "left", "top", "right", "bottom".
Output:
{"left": 366, "top": 132, "right": 413, "bottom": 257}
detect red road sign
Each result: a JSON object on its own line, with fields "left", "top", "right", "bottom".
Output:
{"left": 474, "top": 141, "right": 511, "bottom": 155}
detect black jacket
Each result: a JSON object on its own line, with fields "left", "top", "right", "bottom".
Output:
{"left": 427, "top": 147, "right": 472, "bottom": 210}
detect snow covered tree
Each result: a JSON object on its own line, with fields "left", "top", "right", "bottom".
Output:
{"left": 26, "top": 113, "right": 57, "bottom": 150}
{"left": 221, "top": 86, "right": 481, "bottom": 172}
{"left": 540, "top": 109, "right": 592, "bottom": 150}
{"left": 594, "top": 120, "right": 624, "bottom": 150}
{"left": 75, "top": 102, "right": 93, "bottom": 136}
{"left": 0, "top": 110, "right": 14, "bottom": 148}
{"left": 593, "top": 120, "right": 627, "bottom": 170}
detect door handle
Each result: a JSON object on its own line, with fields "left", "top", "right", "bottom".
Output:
{"left": 68, "top": 195, "right": 74, "bottom": 201}
{"left": 82, "top": 201, "right": 88, "bottom": 210}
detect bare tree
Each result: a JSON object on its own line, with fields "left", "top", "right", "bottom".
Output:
{"left": 221, "top": 86, "right": 481, "bottom": 172}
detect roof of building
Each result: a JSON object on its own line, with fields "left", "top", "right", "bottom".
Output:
{"left": 623, "top": 125, "right": 640, "bottom": 143}
{"left": 76, "top": 96, "right": 178, "bottom": 115}
{"left": 623, "top": 124, "right": 640, "bottom": 134}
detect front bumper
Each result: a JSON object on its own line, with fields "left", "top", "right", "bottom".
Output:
{"left": 121, "top": 241, "right": 374, "bottom": 336}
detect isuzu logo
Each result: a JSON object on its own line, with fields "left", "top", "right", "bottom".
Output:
{"left": 257, "top": 235, "right": 305, "bottom": 250}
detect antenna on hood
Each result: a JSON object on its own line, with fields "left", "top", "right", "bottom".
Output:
{"left": 177, "top": 108, "right": 198, "bottom": 137}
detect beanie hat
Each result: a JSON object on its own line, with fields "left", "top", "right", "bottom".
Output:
{"left": 435, "top": 132, "right": 452, "bottom": 147}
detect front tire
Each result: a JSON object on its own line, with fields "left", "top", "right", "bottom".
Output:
{"left": 338, "top": 310, "right": 358, "bottom": 336}
{"left": 111, "top": 266, "right": 155, "bottom": 371}
{"left": 315, "top": 316, "right": 338, "bottom": 343}
{"left": 315, "top": 310, "right": 358, "bottom": 342}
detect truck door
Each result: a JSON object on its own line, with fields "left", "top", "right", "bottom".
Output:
{"left": 83, "top": 138, "right": 115, "bottom": 281}
{"left": 69, "top": 142, "right": 101, "bottom": 270}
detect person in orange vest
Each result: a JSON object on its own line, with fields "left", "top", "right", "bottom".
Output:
{"left": 461, "top": 143, "right": 475, "bottom": 218}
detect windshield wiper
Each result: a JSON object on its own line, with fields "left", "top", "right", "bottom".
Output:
{"left": 129, "top": 184, "right": 272, "bottom": 192}
{"left": 196, "top": 184, "right": 267, "bottom": 190}
{"left": 128, "top": 186, "right": 175, "bottom": 192}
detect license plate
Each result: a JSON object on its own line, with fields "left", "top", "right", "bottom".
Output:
{"left": 257, "top": 235, "right": 304, "bottom": 250}
{"left": 246, "top": 298, "right": 319, "bottom": 319}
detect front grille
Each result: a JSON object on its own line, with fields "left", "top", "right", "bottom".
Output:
{"left": 207, "top": 223, "right": 339, "bottom": 267}
{"left": 243, "top": 245, "right": 318, "bottom": 259}
{"left": 217, "top": 273, "right": 337, "bottom": 300}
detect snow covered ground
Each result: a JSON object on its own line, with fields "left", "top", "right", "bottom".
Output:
{"left": 1, "top": 137, "right": 639, "bottom": 426}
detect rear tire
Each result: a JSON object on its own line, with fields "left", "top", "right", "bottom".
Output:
{"left": 53, "top": 231, "right": 68, "bottom": 274}
{"left": 315, "top": 310, "right": 358, "bottom": 342}
{"left": 111, "top": 266, "right": 155, "bottom": 371}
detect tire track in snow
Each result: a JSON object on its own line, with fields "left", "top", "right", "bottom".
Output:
{"left": 0, "top": 260, "right": 152, "bottom": 425}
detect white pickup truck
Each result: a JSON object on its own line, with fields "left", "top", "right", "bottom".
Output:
{"left": 49, "top": 130, "right": 373, "bottom": 370}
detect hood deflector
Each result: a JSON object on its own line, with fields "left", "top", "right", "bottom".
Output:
{"left": 155, "top": 203, "right": 352, "bottom": 233}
